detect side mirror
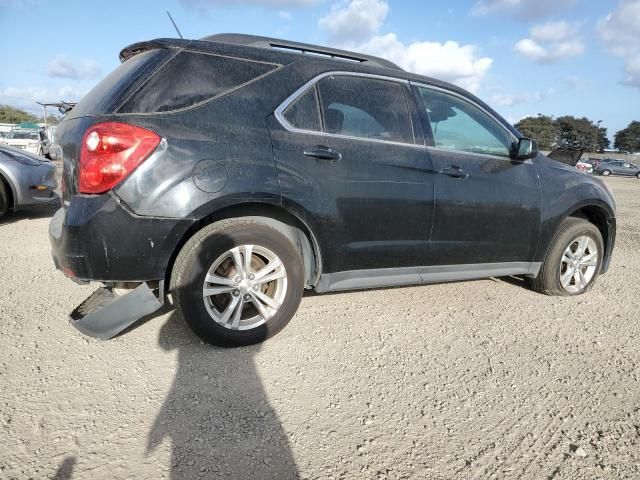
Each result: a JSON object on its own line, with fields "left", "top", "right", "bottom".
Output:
{"left": 513, "top": 138, "right": 538, "bottom": 160}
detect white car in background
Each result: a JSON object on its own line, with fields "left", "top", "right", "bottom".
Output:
{"left": 0, "top": 129, "right": 51, "bottom": 158}
{"left": 575, "top": 160, "right": 594, "bottom": 174}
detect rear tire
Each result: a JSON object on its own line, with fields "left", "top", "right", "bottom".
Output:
{"left": 170, "top": 218, "right": 304, "bottom": 346}
{"left": 0, "top": 180, "right": 9, "bottom": 219}
{"left": 530, "top": 217, "right": 604, "bottom": 296}
{"left": 636, "top": 172, "right": 640, "bottom": 179}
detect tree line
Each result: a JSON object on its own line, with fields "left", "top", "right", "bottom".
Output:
{"left": 514, "top": 115, "right": 639, "bottom": 154}
{"left": 0, "top": 104, "right": 60, "bottom": 125}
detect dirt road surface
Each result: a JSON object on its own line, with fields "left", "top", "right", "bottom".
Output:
{"left": 1, "top": 177, "right": 639, "bottom": 480}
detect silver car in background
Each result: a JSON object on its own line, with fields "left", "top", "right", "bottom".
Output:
{"left": 0, "top": 145, "right": 58, "bottom": 219}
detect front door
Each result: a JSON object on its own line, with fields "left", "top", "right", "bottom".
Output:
{"left": 268, "top": 74, "right": 435, "bottom": 274}
{"left": 413, "top": 84, "right": 542, "bottom": 266}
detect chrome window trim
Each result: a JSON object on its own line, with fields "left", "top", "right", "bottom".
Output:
{"left": 274, "top": 71, "right": 424, "bottom": 149}
{"left": 412, "top": 82, "right": 518, "bottom": 155}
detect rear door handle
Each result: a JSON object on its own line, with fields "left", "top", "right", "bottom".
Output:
{"left": 303, "top": 145, "right": 342, "bottom": 161}
{"left": 441, "top": 166, "right": 468, "bottom": 179}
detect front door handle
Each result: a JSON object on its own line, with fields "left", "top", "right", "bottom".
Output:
{"left": 303, "top": 145, "right": 342, "bottom": 161}
{"left": 441, "top": 166, "right": 469, "bottom": 179}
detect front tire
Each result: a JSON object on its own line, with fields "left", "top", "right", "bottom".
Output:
{"left": 170, "top": 218, "right": 304, "bottom": 346}
{"left": 601, "top": 170, "right": 611, "bottom": 176}
{"left": 531, "top": 217, "right": 604, "bottom": 296}
{"left": 0, "top": 180, "right": 9, "bottom": 219}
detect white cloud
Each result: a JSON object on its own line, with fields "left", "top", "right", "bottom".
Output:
{"left": 357, "top": 33, "right": 493, "bottom": 93}
{"left": 530, "top": 20, "right": 574, "bottom": 42}
{"left": 316, "top": 0, "right": 493, "bottom": 92}
{"left": 514, "top": 20, "right": 584, "bottom": 63}
{"left": 278, "top": 10, "right": 293, "bottom": 20}
{"left": 46, "top": 55, "right": 101, "bottom": 80}
{"left": 598, "top": 0, "right": 640, "bottom": 89}
{"left": 319, "top": 0, "right": 388, "bottom": 43}
{"left": 471, "top": 0, "right": 576, "bottom": 19}
{"left": 0, "top": 85, "right": 87, "bottom": 114}
{"left": 489, "top": 88, "right": 553, "bottom": 107}
{"left": 180, "top": 0, "right": 319, "bottom": 8}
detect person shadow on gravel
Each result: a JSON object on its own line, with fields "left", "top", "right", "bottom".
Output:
{"left": 147, "top": 308, "right": 298, "bottom": 479}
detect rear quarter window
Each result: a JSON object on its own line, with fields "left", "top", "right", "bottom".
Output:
{"left": 118, "top": 51, "right": 278, "bottom": 113}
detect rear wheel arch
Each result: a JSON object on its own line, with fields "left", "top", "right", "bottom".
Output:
{"left": 166, "top": 202, "right": 322, "bottom": 291}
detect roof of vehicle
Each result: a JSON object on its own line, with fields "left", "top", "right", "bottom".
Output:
{"left": 117, "top": 34, "right": 522, "bottom": 138}
{"left": 200, "top": 33, "right": 403, "bottom": 71}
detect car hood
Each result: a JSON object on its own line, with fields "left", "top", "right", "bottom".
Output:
{"left": 547, "top": 148, "right": 583, "bottom": 167}
{"left": 4, "top": 139, "right": 40, "bottom": 146}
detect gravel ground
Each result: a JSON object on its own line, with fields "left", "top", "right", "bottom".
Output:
{"left": 1, "top": 177, "right": 639, "bottom": 480}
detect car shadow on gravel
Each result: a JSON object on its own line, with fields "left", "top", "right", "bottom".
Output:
{"left": 0, "top": 202, "right": 60, "bottom": 225}
{"left": 148, "top": 311, "right": 298, "bottom": 479}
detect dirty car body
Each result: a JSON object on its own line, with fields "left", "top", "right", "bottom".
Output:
{"left": 49, "top": 34, "right": 617, "bottom": 344}
{"left": 0, "top": 145, "right": 58, "bottom": 216}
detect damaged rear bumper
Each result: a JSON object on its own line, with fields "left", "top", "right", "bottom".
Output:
{"left": 48, "top": 193, "right": 193, "bottom": 282}
{"left": 70, "top": 282, "right": 163, "bottom": 339}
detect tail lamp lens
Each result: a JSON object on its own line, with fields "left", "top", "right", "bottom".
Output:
{"left": 79, "top": 122, "right": 160, "bottom": 194}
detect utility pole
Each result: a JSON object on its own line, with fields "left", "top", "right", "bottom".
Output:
{"left": 593, "top": 119, "right": 603, "bottom": 156}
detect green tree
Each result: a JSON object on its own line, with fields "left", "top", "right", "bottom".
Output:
{"left": 40, "top": 114, "right": 61, "bottom": 125}
{"left": 614, "top": 121, "right": 640, "bottom": 153}
{"left": 515, "top": 115, "right": 559, "bottom": 150}
{"left": 556, "top": 116, "right": 609, "bottom": 152}
{"left": 0, "top": 104, "right": 38, "bottom": 124}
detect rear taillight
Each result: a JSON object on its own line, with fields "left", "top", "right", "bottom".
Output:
{"left": 79, "top": 122, "right": 160, "bottom": 194}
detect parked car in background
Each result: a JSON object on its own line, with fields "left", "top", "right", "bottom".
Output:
{"left": 0, "top": 145, "right": 58, "bottom": 219}
{"left": 582, "top": 158, "right": 611, "bottom": 170}
{"left": 596, "top": 160, "right": 640, "bottom": 178}
{"left": 1, "top": 128, "right": 51, "bottom": 158}
{"left": 49, "top": 33, "right": 616, "bottom": 346}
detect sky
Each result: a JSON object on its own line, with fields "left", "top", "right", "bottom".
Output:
{"left": 0, "top": 0, "right": 639, "bottom": 138}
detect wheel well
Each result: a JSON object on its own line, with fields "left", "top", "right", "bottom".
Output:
{"left": 165, "top": 203, "right": 322, "bottom": 290}
{"left": 568, "top": 205, "right": 610, "bottom": 254}
{"left": 0, "top": 172, "right": 14, "bottom": 210}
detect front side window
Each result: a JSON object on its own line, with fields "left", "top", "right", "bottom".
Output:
{"left": 316, "top": 75, "right": 414, "bottom": 144}
{"left": 418, "top": 87, "right": 512, "bottom": 158}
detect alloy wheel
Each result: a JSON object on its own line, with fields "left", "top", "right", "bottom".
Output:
{"left": 559, "top": 235, "right": 599, "bottom": 294}
{"left": 202, "top": 245, "right": 288, "bottom": 330}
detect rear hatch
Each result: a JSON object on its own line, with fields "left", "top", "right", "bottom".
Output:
{"left": 56, "top": 46, "right": 174, "bottom": 203}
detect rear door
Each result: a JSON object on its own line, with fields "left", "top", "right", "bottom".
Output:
{"left": 268, "top": 73, "right": 435, "bottom": 274}
{"left": 413, "top": 84, "right": 541, "bottom": 266}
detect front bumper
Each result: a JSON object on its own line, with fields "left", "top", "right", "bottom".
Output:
{"left": 49, "top": 193, "right": 193, "bottom": 282}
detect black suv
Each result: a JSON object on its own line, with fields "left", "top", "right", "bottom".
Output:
{"left": 50, "top": 34, "right": 616, "bottom": 346}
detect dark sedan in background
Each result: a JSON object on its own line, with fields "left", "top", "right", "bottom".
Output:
{"left": 596, "top": 160, "right": 640, "bottom": 178}
{"left": 0, "top": 145, "right": 58, "bottom": 219}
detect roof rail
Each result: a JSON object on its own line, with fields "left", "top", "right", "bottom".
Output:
{"left": 201, "top": 33, "right": 403, "bottom": 71}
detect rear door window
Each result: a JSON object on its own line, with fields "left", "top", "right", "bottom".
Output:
{"left": 282, "top": 86, "right": 322, "bottom": 132}
{"left": 316, "top": 75, "right": 414, "bottom": 144}
{"left": 119, "top": 51, "right": 278, "bottom": 113}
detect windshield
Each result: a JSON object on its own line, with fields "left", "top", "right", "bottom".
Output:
{"left": 7, "top": 130, "right": 40, "bottom": 140}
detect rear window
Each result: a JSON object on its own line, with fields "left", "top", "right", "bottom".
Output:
{"left": 67, "top": 49, "right": 167, "bottom": 119}
{"left": 118, "top": 51, "right": 278, "bottom": 113}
